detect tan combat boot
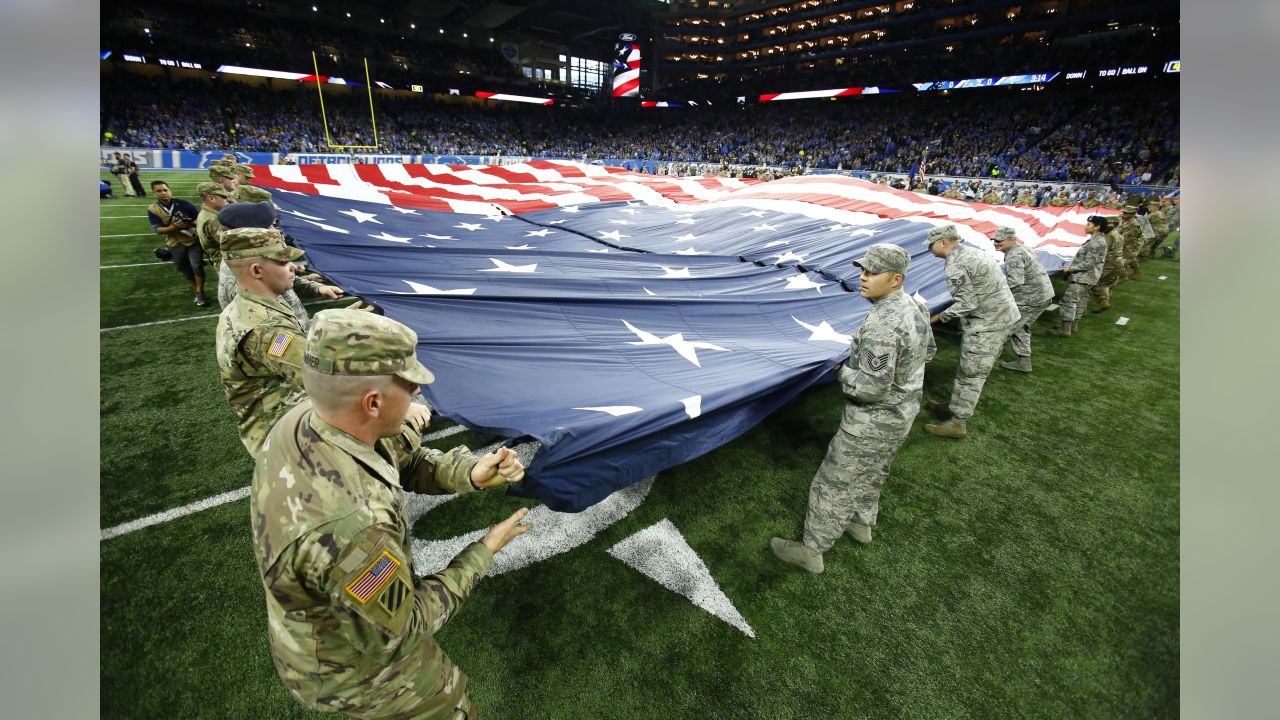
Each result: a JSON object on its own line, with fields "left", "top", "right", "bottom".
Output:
{"left": 1048, "top": 322, "right": 1072, "bottom": 337}
{"left": 770, "top": 538, "right": 824, "bottom": 573}
{"left": 924, "top": 419, "right": 968, "bottom": 439}
{"left": 844, "top": 522, "right": 873, "bottom": 544}
{"left": 1092, "top": 299, "right": 1110, "bottom": 313}
{"left": 1000, "top": 356, "right": 1032, "bottom": 372}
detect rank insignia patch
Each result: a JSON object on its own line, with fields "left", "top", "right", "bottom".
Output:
{"left": 378, "top": 578, "right": 410, "bottom": 614}
{"left": 268, "top": 332, "right": 294, "bottom": 358}
{"left": 346, "top": 551, "right": 400, "bottom": 604}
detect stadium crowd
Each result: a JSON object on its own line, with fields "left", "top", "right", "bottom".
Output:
{"left": 101, "top": 74, "right": 1179, "bottom": 185}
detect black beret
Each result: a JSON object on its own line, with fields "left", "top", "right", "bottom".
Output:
{"left": 218, "top": 201, "right": 276, "bottom": 229}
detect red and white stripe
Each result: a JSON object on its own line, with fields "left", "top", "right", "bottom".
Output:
{"left": 249, "top": 161, "right": 1111, "bottom": 256}
{"left": 758, "top": 87, "right": 881, "bottom": 102}
{"left": 475, "top": 91, "right": 554, "bottom": 105}
{"left": 613, "top": 45, "right": 641, "bottom": 98}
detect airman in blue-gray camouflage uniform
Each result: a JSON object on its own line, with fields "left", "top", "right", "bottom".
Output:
{"left": 253, "top": 308, "right": 532, "bottom": 719}
{"left": 922, "top": 224, "right": 1021, "bottom": 439}
{"left": 771, "top": 244, "right": 935, "bottom": 573}
{"left": 1049, "top": 215, "right": 1109, "bottom": 338}
{"left": 992, "top": 226, "right": 1053, "bottom": 373}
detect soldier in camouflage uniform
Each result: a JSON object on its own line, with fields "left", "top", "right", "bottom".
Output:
{"left": 253, "top": 308, "right": 531, "bottom": 719}
{"left": 232, "top": 163, "right": 275, "bottom": 203}
{"left": 1089, "top": 216, "right": 1126, "bottom": 312}
{"left": 922, "top": 225, "right": 1021, "bottom": 439}
{"left": 1049, "top": 216, "right": 1108, "bottom": 337}
{"left": 195, "top": 181, "right": 230, "bottom": 269}
{"left": 980, "top": 187, "right": 1002, "bottom": 204}
{"left": 991, "top": 227, "right": 1053, "bottom": 372}
{"left": 1142, "top": 199, "right": 1169, "bottom": 259}
{"left": 941, "top": 185, "right": 964, "bottom": 199}
{"left": 1116, "top": 205, "right": 1146, "bottom": 281}
{"left": 218, "top": 201, "right": 324, "bottom": 326}
{"left": 1161, "top": 197, "right": 1181, "bottom": 257}
{"left": 1048, "top": 191, "right": 1071, "bottom": 207}
{"left": 1014, "top": 189, "right": 1035, "bottom": 206}
{"left": 771, "top": 245, "right": 935, "bottom": 572}
{"left": 215, "top": 226, "right": 366, "bottom": 457}
{"left": 1080, "top": 192, "right": 1100, "bottom": 209}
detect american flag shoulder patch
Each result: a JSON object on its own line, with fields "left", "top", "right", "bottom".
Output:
{"left": 267, "top": 331, "right": 294, "bottom": 358}
{"left": 345, "top": 551, "right": 401, "bottom": 604}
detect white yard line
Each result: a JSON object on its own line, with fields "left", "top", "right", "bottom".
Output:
{"left": 101, "top": 233, "right": 155, "bottom": 238}
{"left": 101, "top": 215, "right": 150, "bottom": 219}
{"left": 101, "top": 261, "right": 168, "bottom": 269}
{"left": 100, "top": 425, "right": 471, "bottom": 541}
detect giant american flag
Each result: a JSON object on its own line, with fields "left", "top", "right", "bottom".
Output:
{"left": 251, "top": 160, "right": 1113, "bottom": 511}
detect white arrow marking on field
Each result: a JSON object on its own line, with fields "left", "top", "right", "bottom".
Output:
{"left": 608, "top": 518, "right": 756, "bottom": 638}
{"left": 410, "top": 477, "right": 655, "bottom": 576}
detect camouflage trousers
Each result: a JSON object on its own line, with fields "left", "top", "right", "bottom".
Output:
{"left": 217, "top": 260, "right": 311, "bottom": 328}
{"left": 802, "top": 423, "right": 908, "bottom": 552}
{"left": 1007, "top": 299, "right": 1050, "bottom": 358}
{"left": 1142, "top": 234, "right": 1168, "bottom": 260}
{"left": 1059, "top": 281, "right": 1092, "bottom": 323}
{"left": 1089, "top": 268, "right": 1125, "bottom": 304}
{"left": 946, "top": 329, "right": 1007, "bottom": 420}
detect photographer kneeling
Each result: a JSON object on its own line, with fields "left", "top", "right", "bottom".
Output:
{"left": 148, "top": 180, "right": 211, "bottom": 307}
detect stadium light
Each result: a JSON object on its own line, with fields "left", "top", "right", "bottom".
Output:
{"left": 411, "top": 23, "right": 415, "bottom": 29}
{"left": 380, "top": 18, "right": 385, "bottom": 23}
{"left": 345, "top": 12, "right": 351, "bottom": 17}
{"left": 463, "top": 32, "right": 469, "bottom": 38}
{"left": 311, "top": 5, "right": 317, "bottom": 10}
{"left": 439, "top": 28, "right": 444, "bottom": 34}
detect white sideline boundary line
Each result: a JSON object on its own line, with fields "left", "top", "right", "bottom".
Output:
{"left": 100, "top": 425, "right": 471, "bottom": 541}
{"left": 101, "top": 261, "right": 167, "bottom": 269}
{"left": 101, "top": 233, "right": 154, "bottom": 238}
{"left": 101, "top": 215, "right": 149, "bottom": 219}
{"left": 100, "top": 298, "right": 349, "bottom": 332}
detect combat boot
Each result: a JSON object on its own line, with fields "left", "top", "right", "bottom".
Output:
{"left": 926, "top": 400, "right": 952, "bottom": 420}
{"left": 1000, "top": 356, "right": 1032, "bottom": 372}
{"left": 1132, "top": 267, "right": 1142, "bottom": 278}
{"left": 924, "top": 419, "right": 968, "bottom": 439}
{"left": 770, "top": 538, "right": 824, "bottom": 573}
{"left": 1048, "top": 322, "right": 1072, "bottom": 337}
{"left": 844, "top": 522, "right": 873, "bottom": 544}
{"left": 1092, "top": 299, "right": 1110, "bottom": 313}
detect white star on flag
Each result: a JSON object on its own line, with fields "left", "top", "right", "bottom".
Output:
{"left": 739, "top": 210, "right": 767, "bottom": 217}
{"left": 621, "top": 208, "right": 642, "bottom": 215}
{"left": 574, "top": 406, "right": 643, "bottom": 416}
{"left": 680, "top": 395, "right": 702, "bottom": 419}
{"left": 763, "top": 240, "right": 789, "bottom": 248}
{"left": 750, "top": 223, "right": 778, "bottom": 232}
{"left": 658, "top": 266, "right": 693, "bottom": 278}
{"left": 598, "top": 230, "right": 629, "bottom": 241}
{"left": 283, "top": 209, "right": 325, "bottom": 221}
{"left": 479, "top": 258, "right": 538, "bottom": 273}
{"left": 826, "top": 224, "right": 849, "bottom": 232}
{"left": 621, "top": 320, "right": 729, "bottom": 367}
{"left": 587, "top": 248, "right": 611, "bottom": 253}
{"left": 672, "top": 233, "right": 700, "bottom": 242}
{"left": 505, "top": 244, "right": 537, "bottom": 250}
{"left": 772, "top": 250, "right": 807, "bottom": 264}
{"left": 298, "top": 218, "right": 349, "bottom": 234}
{"left": 643, "top": 287, "right": 657, "bottom": 296}
{"left": 547, "top": 219, "right": 568, "bottom": 225}
{"left": 526, "top": 229, "right": 555, "bottom": 237}
{"left": 420, "top": 233, "right": 456, "bottom": 240}
{"left": 339, "top": 209, "right": 382, "bottom": 224}
{"left": 849, "top": 228, "right": 879, "bottom": 237}
{"left": 674, "top": 218, "right": 698, "bottom": 225}
{"left": 674, "top": 247, "right": 710, "bottom": 256}
{"left": 792, "top": 316, "right": 852, "bottom": 345}
{"left": 561, "top": 205, "right": 581, "bottom": 213}
{"left": 455, "top": 222, "right": 484, "bottom": 231}
{"left": 607, "top": 219, "right": 633, "bottom": 225}
{"left": 401, "top": 280, "right": 476, "bottom": 295}
{"left": 369, "top": 232, "right": 412, "bottom": 243}
{"left": 784, "top": 274, "right": 826, "bottom": 292}
{"left": 389, "top": 206, "right": 420, "bottom": 215}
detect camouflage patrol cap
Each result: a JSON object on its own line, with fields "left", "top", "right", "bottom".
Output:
{"left": 304, "top": 309, "right": 435, "bottom": 384}
{"left": 1122, "top": 204, "right": 1138, "bottom": 213}
{"left": 196, "top": 181, "right": 231, "bottom": 198}
{"left": 993, "top": 226, "right": 1017, "bottom": 242}
{"left": 232, "top": 164, "right": 255, "bottom": 179}
{"left": 209, "top": 165, "right": 235, "bottom": 179}
{"left": 221, "top": 227, "right": 304, "bottom": 262}
{"left": 221, "top": 153, "right": 237, "bottom": 161}
{"left": 925, "top": 223, "right": 959, "bottom": 247}
{"left": 851, "top": 243, "right": 910, "bottom": 275}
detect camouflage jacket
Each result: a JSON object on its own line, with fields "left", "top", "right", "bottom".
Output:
{"left": 937, "top": 244, "right": 1021, "bottom": 333}
{"left": 1165, "top": 206, "right": 1180, "bottom": 230}
{"left": 1118, "top": 218, "right": 1145, "bottom": 259}
{"left": 1049, "top": 197, "right": 1070, "bottom": 207}
{"left": 216, "top": 288, "right": 308, "bottom": 457}
{"left": 1103, "top": 228, "right": 1126, "bottom": 271}
{"left": 233, "top": 184, "right": 274, "bottom": 203}
{"left": 1147, "top": 209, "right": 1169, "bottom": 237}
{"left": 981, "top": 191, "right": 1002, "bottom": 204}
{"left": 252, "top": 401, "right": 484, "bottom": 718}
{"left": 1081, "top": 198, "right": 1100, "bottom": 208}
{"left": 1001, "top": 243, "right": 1053, "bottom": 307}
{"left": 196, "top": 206, "right": 223, "bottom": 264}
{"left": 1068, "top": 232, "right": 1108, "bottom": 285}
{"left": 837, "top": 289, "right": 935, "bottom": 438}
{"left": 1014, "top": 193, "right": 1034, "bottom": 206}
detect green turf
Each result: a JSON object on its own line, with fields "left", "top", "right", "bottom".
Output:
{"left": 100, "top": 177, "right": 1179, "bottom": 718}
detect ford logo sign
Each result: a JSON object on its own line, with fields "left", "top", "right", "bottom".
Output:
{"left": 619, "top": 33, "right": 637, "bottom": 42}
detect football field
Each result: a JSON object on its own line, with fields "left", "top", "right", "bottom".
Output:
{"left": 100, "top": 170, "right": 1179, "bottom": 719}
